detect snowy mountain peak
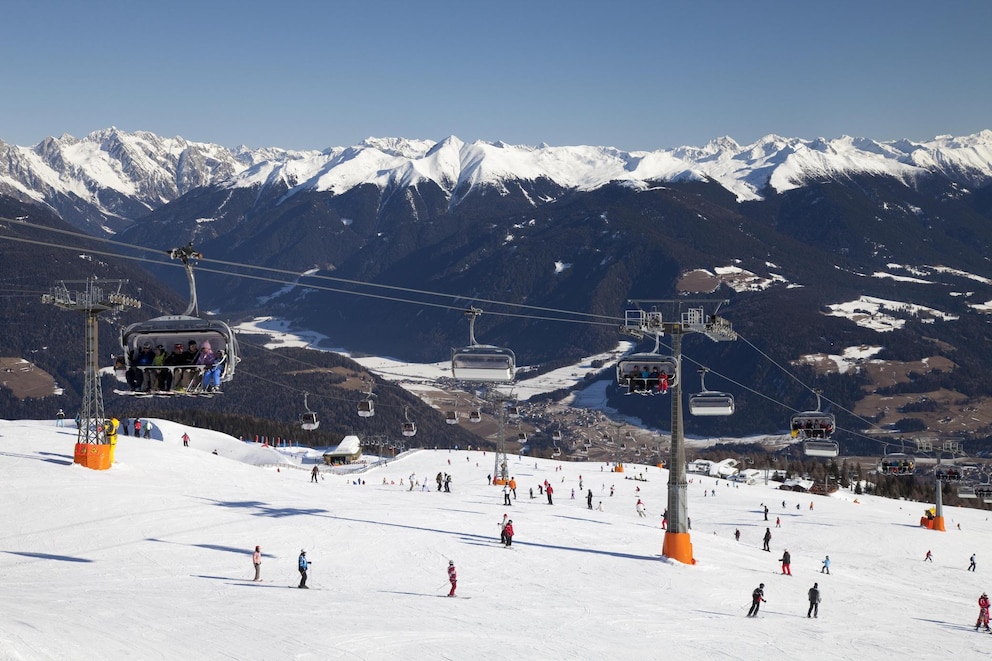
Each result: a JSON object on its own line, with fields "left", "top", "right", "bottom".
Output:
{"left": 2, "top": 129, "right": 992, "bottom": 231}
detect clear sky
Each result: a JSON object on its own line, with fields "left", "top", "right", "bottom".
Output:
{"left": 3, "top": 0, "right": 989, "bottom": 151}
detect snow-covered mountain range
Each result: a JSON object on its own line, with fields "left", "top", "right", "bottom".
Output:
{"left": 2, "top": 128, "right": 992, "bottom": 232}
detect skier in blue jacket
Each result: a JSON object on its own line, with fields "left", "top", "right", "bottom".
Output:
{"left": 298, "top": 550, "right": 311, "bottom": 589}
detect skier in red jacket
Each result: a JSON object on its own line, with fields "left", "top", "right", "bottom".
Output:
{"left": 977, "top": 592, "right": 990, "bottom": 631}
{"left": 447, "top": 561, "right": 457, "bottom": 597}
{"left": 503, "top": 520, "right": 515, "bottom": 547}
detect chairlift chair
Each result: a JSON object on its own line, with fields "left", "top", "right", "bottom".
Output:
{"left": 300, "top": 392, "right": 320, "bottom": 431}
{"left": 688, "top": 368, "right": 735, "bottom": 416}
{"left": 803, "top": 441, "right": 839, "bottom": 458}
{"left": 468, "top": 409, "right": 482, "bottom": 423}
{"left": 615, "top": 328, "right": 677, "bottom": 395}
{"left": 401, "top": 407, "right": 417, "bottom": 437}
{"left": 450, "top": 308, "right": 516, "bottom": 382}
{"left": 445, "top": 410, "right": 459, "bottom": 425}
{"left": 877, "top": 452, "right": 916, "bottom": 475}
{"left": 118, "top": 243, "right": 239, "bottom": 397}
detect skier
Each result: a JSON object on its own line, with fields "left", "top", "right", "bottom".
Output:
{"left": 734, "top": 528, "right": 741, "bottom": 542}
{"left": 977, "top": 592, "right": 991, "bottom": 631}
{"left": 747, "top": 583, "right": 766, "bottom": 617}
{"left": 924, "top": 549, "right": 933, "bottom": 562}
{"left": 498, "top": 514, "right": 509, "bottom": 544}
{"left": 447, "top": 560, "right": 457, "bottom": 597}
{"left": 775, "top": 516, "right": 781, "bottom": 528}
{"left": 546, "top": 484, "right": 554, "bottom": 505}
{"left": 821, "top": 555, "right": 831, "bottom": 574}
{"left": 182, "top": 432, "right": 190, "bottom": 447}
{"left": 509, "top": 477, "right": 517, "bottom": 499}
{"left": 311, "top": 465, "right": 320, "bottom": 483}
{"left": 780, "top": 549, "right": 792, "bottom": 575}
{"left": 636, "top": 499, "right": 646, "bottom": 517}
{"left": 503, "top": 484, "right": 512, "bottom": 506}
{"left": 807, "top": 582, "right": 821, "bottom": 618}
{"left": 298, "top": 550, "right": 310, "bottom": 588}
{"left": 503, "top": 520, "right": 515, "bottom": 547}
{"left": 56, "top": 409, "right": 65, "bottom": 427}
{"left": 763, "top": 527, "right": 772, "bottom": 552}
{"left": 764, "top": 505, "right": 769, "bottom": 521}
{"left": 586, "top": 489, "right": 593, "bottom": 510}
{"left": 969, "top": 553, "right": 977, "bottom": 572}
{"left": 252, "top": 545, "right": 262, "bottom": 582}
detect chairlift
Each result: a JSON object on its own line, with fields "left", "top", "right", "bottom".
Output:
{"left": 118, "top": 244, "right": 239, "bottom": 396}
{"left": 357, "top": 378, "right": 376, "bottom": 418}
{"left": 934, "top": 464, "right": 963, "bottom": 483}
{"left": 508, "top": 405, "right": 520, "bottom": 419}
{"left": 401, "top": 407, "right": 417, "bottom": 438}
{"left": 552, "top": 446, "right": 562, "bottom": 458}
{"left": 583, "top": 440, "right": 592, "bottom": 449}
{"left": 552, "top": 430, "right": 563, "bottom": 442}
{"left": 877, "top": 451, "right": 916, "bottom": 476}
{"left": 468, "top": 409, "right": 482, "bottom": 423}
{"left": 689, "top": 367, "right": 735, "bottom": 416}
{"left": 958, "top": 485, "right": 977, "bottom": 499}
{"left": 803, "top": 441, "right": 839, "bottom": 458}
{"left": 445, "top": 410, "right": 459, "bottom": 425}
{"left": 615, "top": 327, "right": 676, "bottom": 395}
{"left": 517, "top": 432, "right": 528, "bottom": 442}
{"left": 300, "top": 392, "right": 319, "bottom": 431}
{"left": 450, "top": 308, "right": 515, "bottom": 382}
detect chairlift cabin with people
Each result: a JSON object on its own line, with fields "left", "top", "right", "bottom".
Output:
{"left": 300, "top": 392, "right": 319, "bottom": 431}
{"left": 615, "top": 323, "right": 676, "bottom": 395}
{"left": 117, "top": 244, "right": 239, "bottom": 396}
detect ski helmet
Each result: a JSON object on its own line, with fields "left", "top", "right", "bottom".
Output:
{"left": 759, "top": 583, "right": 764, "bottom": 588}
{"left": 449, "top": 560, "right": 454, "bottom": 566}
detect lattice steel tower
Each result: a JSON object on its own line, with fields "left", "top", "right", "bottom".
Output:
{"left": 42, "top": 279, "right": 140, "bottom": 448}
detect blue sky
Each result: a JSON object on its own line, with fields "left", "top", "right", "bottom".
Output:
{"left": 3, "top": 0, "right": 988, "bottom": 151}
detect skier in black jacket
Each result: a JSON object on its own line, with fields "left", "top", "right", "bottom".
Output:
{"left": 748, "top": 583, "right": 766, "bottom": 617}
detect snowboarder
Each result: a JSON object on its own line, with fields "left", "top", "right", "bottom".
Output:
{"left": 780, "top": 549, "right": 792, "bottom": 575}
{"left": 252, "top": 545, "right": 262, "bottom": 581}
{"left": 311, "top": 465, "right": 320, "bottom": 483}
{"left": 924, "top": 549, "right": 933, "bottom": 562}
{"left": 968, "top": 553, "right": 977, "bottom": 572}
{"left": 503, "top": 520, "right": 514, "bottom": 547}
{"left": 821, "top": 555, "right": 831, "bottom": 574}
{"left": 447, "top": 560, "right": 457, "bottom": 597}
{"left": 747, "top": 583, "right": 766, "bottom": 617}
{"left": 182, "top": 432, "right": 190, "bottom": 447}
{"left": 586, "top": 489, "right": 593, "bottom": 510}
{"left": 977, "top": 592, "right": 991, "bottom": 631}
{"left": 807, "top": 582, "right": 821, "bottom": 618}
{"left": 636, "top": 499, "right": 646, "bottom": 517}
{"left": 763, "top": 527, "right": 772, "bottom": 552}
{"left": 298, "top": 550, "right": 310, "bottom": 588}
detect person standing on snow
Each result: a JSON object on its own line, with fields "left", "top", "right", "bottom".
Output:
{"left": 182, "top": 432, "right": 190, "bottom": 447}
{"left": 747, "top": 583, "right": 766, "bottom": 617}
{"left": 311, "top": 465, "right": 320, "bottom": 483}
{"left": 976, "top": 592, "right": 991, "bottom": 631}
{"left": 807, "top": 582, "right": 821, "bottom": 618}
{"left": 546, "top": 484, "right": 554, "bottom": 505}
{"left": 447, "top": 560, "right": 457, "bottom": 597}
{"left": 503, "top": 520, "right": 515, "bottom": 547}
{"left": 252, "top": 545, "right": 262, "bottom": 582}
{"left": 503, "top": 484, "right": 512, "bottom": 506}
{"left": 56, "top": 409, "right": 65, "bottom": 427}
{"left": 587, "top": 489, "right": 594, "bottom": 510}
{"left": 763, "top": 528, "right": 772, "bottom": 552}
{"left": 821, "top": 555, "right": 831, "bottom": 574}
{"left": 780, "top": 549, "right": 792, "bottom": 575}
{"left": 734, "top": 528, "right": 741, "bottom": 542}
{"left": 298, "top": 550, "right": 311, "bottom": 588}
{"left": 968, "top": 553, "right": 977, "bottom": 572}
{"left": 636, "top": 499, "right": 646, "bottom": 517}
{"left": 498, "top": 514, "right": 509, "bottom": 544}
{"left": 924, "top": 549, "right": 933, "bottom": 562}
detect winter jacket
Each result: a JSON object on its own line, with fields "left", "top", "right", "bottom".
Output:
{"left": 299, "top": 554, "right": 309, "bottom": 571}
{"left": 503, "top": 523, "right": 514, "bottom": 538}
{"left": 448, "top": 565, "right": 457, "bottom": 582}
{"left": 253, "top": 550, "right": 261, "bottom": 565}
{"left": 808, "top": 587, "right": 820, "bottom": 604}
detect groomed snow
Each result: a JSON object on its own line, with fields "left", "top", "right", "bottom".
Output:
{"left": 2, "top": 418, "right": 990, "bottom": 659}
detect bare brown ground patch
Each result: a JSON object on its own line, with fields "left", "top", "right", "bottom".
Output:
{"left": 0, "top": 357, "right": 57, "bottom": 399}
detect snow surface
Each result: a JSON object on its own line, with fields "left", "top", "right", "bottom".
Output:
{"left": 3, "top": 418, "right": 991, "bottom": 660}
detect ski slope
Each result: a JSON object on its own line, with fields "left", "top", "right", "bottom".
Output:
{"left": 0, "top": 418, "right": 990, "bottom": 660}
